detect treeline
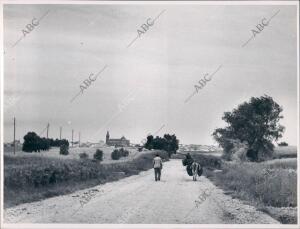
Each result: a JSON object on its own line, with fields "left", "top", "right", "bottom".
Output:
{"left": 22, "top": 132, "right": 69, "bottom": 152}
{"left": 144, "top": 134, "right": 179, "bottom": 156}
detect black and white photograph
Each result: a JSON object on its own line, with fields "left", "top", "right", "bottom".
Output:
{"left": 1, "top": 0, "right": 299, "bottom": 228}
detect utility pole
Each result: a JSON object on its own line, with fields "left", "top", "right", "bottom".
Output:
{"left": 72, "top": 129, "right": 74, "bottom": 147}
{"left": 79, "top": 131, "right": 81, "bottom": 147}
{"left": 59, "top": 126, "right": 62, "bottom": 140}
{"left": 13, "top": 117, "right": 16, "bottom": 155}
{"left": 46, "top": 123, "right": 49, "bottom": 139}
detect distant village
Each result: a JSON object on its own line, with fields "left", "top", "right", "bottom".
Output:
{"left": 4, "top": 130, "right": 219, "bottom": 152}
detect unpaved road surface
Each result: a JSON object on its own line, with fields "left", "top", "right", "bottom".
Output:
{"left": 4, "top": 160, "right": 278, "bottom": 224}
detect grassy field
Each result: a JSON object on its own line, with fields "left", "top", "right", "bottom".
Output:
{"left": 273, "top": 146, "right": 297, "bottom": 159}
{"left": 4, "top": 150, "right": 169, "bottom": 208}
{"left": 199, "top": 147, "right": 298, "bottom": 224}
{"left": 4, "top": 145, "right": 144, "bottom": 163}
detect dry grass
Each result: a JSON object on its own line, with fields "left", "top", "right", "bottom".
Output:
{"left": 217, "top": 161, "right": 297, "bottom": 207}
{"left": 204, "top": 158, "right": 297, "bottom": 224}
{"left": 4, "top": 150, "right": 169, "bottom": 208}
{"left": 273, "top": 146, "right": 297, "bottom": 159}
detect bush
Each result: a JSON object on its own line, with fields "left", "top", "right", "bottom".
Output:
{"left": 191, "top": 153, "right": 222, "bottom": 169}
{"left": 79, "top": 152, "right": 89, "bottom": 159}
{"left": 93, "top": 149, "right": 103, "bottom": 161}
{"left": 111, "top": 150, "right": 120, "bottom": 160}
{"left": 59, "top": 144, "right": 69, "bottom": 155}
{"left": 278, "top": 142, "right": 288, "bottom": 146}
{"left": 111, "top": 148, "right": 129, "bottom": 160}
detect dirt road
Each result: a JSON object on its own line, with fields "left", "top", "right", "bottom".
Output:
{"left": 4, "top": 160, "right": 279, "bottom": 224}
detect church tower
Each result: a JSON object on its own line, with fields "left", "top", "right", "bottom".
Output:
{"left": 106, "top": 131, "right": 110, "bottom": 144}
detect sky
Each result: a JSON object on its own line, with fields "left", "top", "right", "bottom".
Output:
{"left": 3, "top": 3, "right": 298, "bottom": 145}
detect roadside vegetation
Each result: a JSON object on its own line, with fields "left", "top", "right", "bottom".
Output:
{"left": 202, "top": 95, "right": 298, "bottom": 224}
{"left": 175, "top": 149, "right": 297, "bottom": 224}
{"left": 203, "top": 155, "right": 297, "bottom": 224}
{"left": 4, "top": 150, "right": 169, "bottom": 208}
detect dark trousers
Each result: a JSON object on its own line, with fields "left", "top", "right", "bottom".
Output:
{"left": 154, "top": 168, "right": 161, "bottom": 181}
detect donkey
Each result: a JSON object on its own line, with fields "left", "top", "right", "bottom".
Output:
{"left": 191, "top": 161, "right": 201, "bottom": 181}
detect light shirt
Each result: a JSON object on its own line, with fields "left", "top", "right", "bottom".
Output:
{"left": 153, "top": 156, "right": 162, "bottom": 169}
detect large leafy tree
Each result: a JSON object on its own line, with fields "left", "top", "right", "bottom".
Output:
{"left": 144, "top": 134, "right": 179, "bottom": 156}
{"left": 212, "top": 95, "right": 284, "bottom": 161}
{"left": 163, "top": 134, "right": 179, "bottom": 154}
{"left": 22, "top": 132, "right": 41, "bottom": 152}
{"left": 22, "top": 132, "right": 69, "bottom": 152}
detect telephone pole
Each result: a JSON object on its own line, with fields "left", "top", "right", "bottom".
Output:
{"left": 46, "top": 123, "right": 49, "bottom": 139}
{"left": 79, "top": 131, "right": 81, "bottom": 147}
{"left": 13, "top": 117, "right": 16, "bottom": 155}
{"left": 71, "top": 129, "right": 74, "bottom": 147}
{"left": 59, "top": 126, "right": 62, "bottom": 140}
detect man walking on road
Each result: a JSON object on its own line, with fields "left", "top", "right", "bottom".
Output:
{"left": 153, "top": 154, "right": 163, "bottom": 181}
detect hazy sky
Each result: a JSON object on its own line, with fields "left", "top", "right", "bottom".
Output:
{"left": 3, "top": 3, "right": 298, "bottom": 145}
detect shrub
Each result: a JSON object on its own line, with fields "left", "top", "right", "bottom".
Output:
{"left": 111, "top": 150, "right": 120, "bottom": 160}
{"left": 94, "top": 149, "right": 103, "bottom": 161}
{"left": 79, "top": 152, "right": 89, "bottom": 159}
{"left": 111, "top": 148, "right": 129, "bottom": 160}
{"left": 191, "top": 153, "right": 222, "bottom": 169}
{"left": 278, "top": 142, "right": 288, "bottom": 146}
{"left": 120, "top": 148, "right": 129, "bottom": 157}
{"left": 59, "top": 144, "right": 69, "bottom": 155}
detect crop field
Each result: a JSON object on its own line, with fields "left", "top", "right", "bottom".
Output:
{"left": 4, "top": 145, "right": 143, "bottom": 163}
{"left": 4, "top": 149, "right": 169, "bottom": 208}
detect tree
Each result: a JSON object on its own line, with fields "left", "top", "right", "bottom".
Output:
{"left": 60, "top": 144, "right": 69, "bottom": 155}
{"left": 23, "top": 132, "right": 40, "bottom": 152}
{"left": 145, "top": 135, "right": 154, "bottom": 149}
{"left": 22, "top": 131, "right": 69, "bottom": 152}
{"left": 144, "top": 134, "right": 179, "bottom": 156}
{"left": 94, "top": 149, "right": 103, "bottom": 161}
{"left": 212, "top": 95, "right": 284, "bottom": 162}
{"left": 39, "top": 137, "right": 50, "bottom": 151}
{"left": 163, "top": 134, "right": 179, "bottom": 155}
{"left": 60, "top": 139, "right": 69, "bottom": 147}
